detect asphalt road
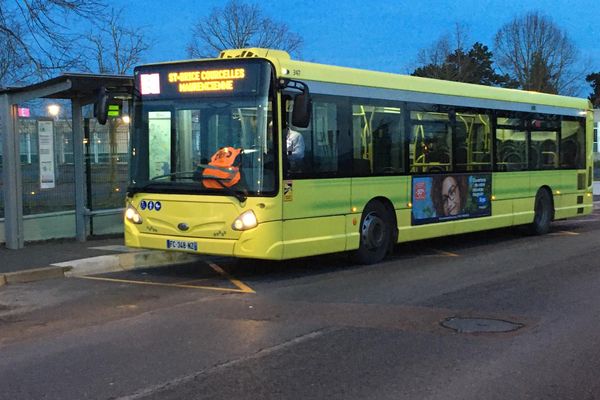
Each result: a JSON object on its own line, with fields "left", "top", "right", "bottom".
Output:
{"left": 1, "top": 208, "right": 600, "bottom": 400}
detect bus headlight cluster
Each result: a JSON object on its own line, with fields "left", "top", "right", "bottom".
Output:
{"left": 125, "top": 204, "right": 143, "bottom": 224}
{"left": 232, "top": 210, "right": 258, "bottom": 231}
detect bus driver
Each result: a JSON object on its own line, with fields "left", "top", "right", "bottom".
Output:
{"left": 286, "top": 125, "right": 305, "bottom": 171}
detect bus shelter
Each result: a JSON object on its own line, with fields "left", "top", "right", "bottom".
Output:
{"left": 0, "top": 74, "right": 133, "bottom": 249}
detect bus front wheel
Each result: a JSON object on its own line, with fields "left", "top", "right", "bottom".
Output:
{"left": 529, "top": 188, "right": 553, "bottom": 235}
{"left": 356, "top": 202, "right": 392, "bottom": 264}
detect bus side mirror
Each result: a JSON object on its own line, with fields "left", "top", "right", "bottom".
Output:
{"left": 94, "top": 86, "right": 109, "bottom": 125}
{"left": 281, "top": 79, "right": 312, "bottom": 128}
{"left": 292, "top": 89, "right": 312, "bottom": 128}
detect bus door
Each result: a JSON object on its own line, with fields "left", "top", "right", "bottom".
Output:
{"left": 281, "top": 96, "right": 352, "bottom": 259}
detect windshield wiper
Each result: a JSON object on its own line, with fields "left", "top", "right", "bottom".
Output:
{"left": 128, "top": 166, "right": 247, "bottom": 203}
{"left": 150, "top": 171, "right": 197, "bottom": 181}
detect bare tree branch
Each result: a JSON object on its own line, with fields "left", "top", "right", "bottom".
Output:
{"left": 83, "top": 7, "right": 151, "bottom": 75}
{"left": 187, "top": 0, "right": 303, "bottom": 59}
{"left": 0, "top": 0, "right": 105, "bottom": 85}
{"left": 494, "top": 11, "right": 580, "bottom": 95}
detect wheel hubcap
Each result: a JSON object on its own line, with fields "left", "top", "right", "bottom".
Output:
{"left": 361, "top": 212, "right": 385, "bottom": 251}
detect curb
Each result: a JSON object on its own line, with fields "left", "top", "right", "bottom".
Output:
{"left": 2, "top": 266, "right": 72, "bottom": 284}
{"left": 0, "top": 250, "right": 201, "bottom": 287}
{"left": 56, "top": 250, "right": 201, "bottom": 277}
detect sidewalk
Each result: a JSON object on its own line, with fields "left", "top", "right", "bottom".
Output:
{"left": 0, "top": 236, "right": 199, "bottom": 285}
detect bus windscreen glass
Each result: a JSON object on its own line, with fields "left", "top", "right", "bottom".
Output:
{"left": 129, "top": 60, "right": 276, "bottom": 197}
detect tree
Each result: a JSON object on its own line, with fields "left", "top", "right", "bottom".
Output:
{"left": 186, "top": 0, "right": 303, "bottom": 58}
{"left": 413, "top": 23, "right": 468, "bottom": 80}
{"left": 0, "top": 24, "right": 28, "bottom": 86}
{"left": 84, "top": 7, "right": 151, "bottom": 75}
{"left": 0, "top": 0, "right": 105, "bottom": 85}
{"left": 413, "top": 42, "right": 514, "bottom": 87}
{"left": 412, "top": 23, "right": 513, "bottom": 87}
{"left": 494, "top": 11, "right": 579, "bottom": 95}
{"left": 81, "top": 7, "right": 151, "bottom": 200}
{"left": 586, "top": 73, "right": 600, "bottom": 107}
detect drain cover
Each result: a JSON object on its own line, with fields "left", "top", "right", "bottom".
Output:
{"left": 441, "top": 317, "right": 524, "bottom": 333}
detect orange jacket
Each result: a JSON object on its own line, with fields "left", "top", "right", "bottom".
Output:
{"left": 202, "top": 147, "right": 242, "bottom": 189}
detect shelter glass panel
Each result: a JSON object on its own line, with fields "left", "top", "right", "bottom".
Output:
{"left": 18, "top": 100, "right": 76, "bottom": 215}
{"left": 85, "top": 108, "right": 130, "bottom": 212}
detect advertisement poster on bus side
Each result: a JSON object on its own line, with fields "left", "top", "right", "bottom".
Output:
{"left": 411, "top": 173, "right": 491, "bottom": 225}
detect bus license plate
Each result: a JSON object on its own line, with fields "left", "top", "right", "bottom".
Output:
{"left": 166, "top": 239, "right": 198, "bottom": 251}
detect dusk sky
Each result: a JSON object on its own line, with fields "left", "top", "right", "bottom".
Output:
{"left": 115, "top": 0, "right": 600, "bottom": 95}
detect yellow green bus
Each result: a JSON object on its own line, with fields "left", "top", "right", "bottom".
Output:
{"left": 121, "top": 48, "right": 593, "bottom": 264}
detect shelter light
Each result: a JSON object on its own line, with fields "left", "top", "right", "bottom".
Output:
{"left": 47, "top": 104, "right": 60, "bottom": 117}
{"left": 121, "top": 115, "right": 131, "bottom": 124}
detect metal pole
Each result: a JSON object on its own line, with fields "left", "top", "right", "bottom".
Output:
{"left": 1, "top": 94, "right": 24, "bottom": 249}
{"left": 72, "top": 99, "right": 87, "bottom": 242}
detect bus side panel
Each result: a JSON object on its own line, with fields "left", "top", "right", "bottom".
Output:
{"left": 235, "top": 220, "right": 284, "bottom": 260}
{"left": 282, "top": 178, "right": 351, "bottom": 258}
{"left": 555, "top": 169, "right": 592, "bottom": 219}
{"left": 493, "top": 172, "right": 531, "bottom": 225}
{"left": 283, "top": 216, "right": 347, "bottom": 258}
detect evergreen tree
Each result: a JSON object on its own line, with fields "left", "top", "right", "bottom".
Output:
{"left": 586, "top": 73, "right": 600, "bottom": 107}
{"left": 412, "top": 42, "right": 513, "bottom": 87}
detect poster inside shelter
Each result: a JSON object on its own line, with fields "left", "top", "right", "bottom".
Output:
{"left": 148, "top": 111, "right": 172, "bottom": 179}
{"left": 38, "top": 120, "right": 56, "bottom": 189}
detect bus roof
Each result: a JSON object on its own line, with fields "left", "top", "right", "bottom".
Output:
{"left": 141, "top": 48, "right": 592, "bottom": 111}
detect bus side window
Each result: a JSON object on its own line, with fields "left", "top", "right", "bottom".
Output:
{"left": 561, "top": 118, "right": 585, "bottom": 169}
{"left": 409, "top": 106, "right": 452, "bottom": 173}
{"left": 455, "top": 111, "right": 492, "bottom": 172}
{"left": 495, "top": 113, "right": 528, "bottom": 172}
{"left": 351, "top": 101, "right": 404, "bottom": 176}
{"left": 287, "top": 95, "right": 345, "bottom": 178}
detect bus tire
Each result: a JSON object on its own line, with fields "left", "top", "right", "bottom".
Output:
{"left": 529, "top": 188, "right": 553, "bottom": 235}
{"left": 356, "top": 201, "right": 392, "bottom": 265}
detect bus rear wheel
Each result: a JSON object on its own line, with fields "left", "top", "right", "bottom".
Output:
{"left": 529, "top": 188, "right": 553, "bottom": 235}
{"left": 356, "top": 202, "right": 392, "bottom": 265}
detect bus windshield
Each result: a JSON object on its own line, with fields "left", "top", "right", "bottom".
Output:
{"left": 128, "top": 59, "right": 276, "bottom": 197}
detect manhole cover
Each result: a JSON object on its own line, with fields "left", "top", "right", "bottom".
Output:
{"left": 441, "top": 317, "right": 524, "bottom": 333}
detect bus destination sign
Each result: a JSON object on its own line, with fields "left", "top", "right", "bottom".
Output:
{"left": 168, "top": 68, "right": 246, "bottom": 93}
{"left": 137, "top": 60, "right": 268, "bottom": 98}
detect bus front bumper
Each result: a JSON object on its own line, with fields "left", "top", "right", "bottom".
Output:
{"left": 125, "top": 220, "right": 284, "bottom": 260}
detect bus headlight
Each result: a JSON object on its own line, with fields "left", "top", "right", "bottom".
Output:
{"left": 125, "top": 204, "right": 143, "bottom": 224}
{"left": 232, "top": 210, "right": 258, "bottom": 231}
